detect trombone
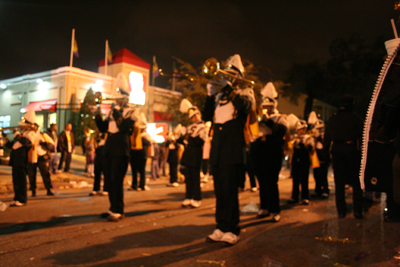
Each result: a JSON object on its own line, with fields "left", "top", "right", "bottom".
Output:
{"left": 203, "top": 57, "right": 255, "bottom": 86}
{"left": 158, "top": 58, "right": 255, "bottom": 87}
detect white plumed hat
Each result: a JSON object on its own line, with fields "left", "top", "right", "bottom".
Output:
{"left": 225, "top": 54, "right": 245, "bottom": 78}
{"left": 19, "top": 109, "right": 36, "bottom": 126}
{"left": 180, "top": 99, "right": 200, "bottom": 119}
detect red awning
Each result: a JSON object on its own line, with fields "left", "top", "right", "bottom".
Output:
{"left": 22, "top": 100, "right": 57, "bottom": 112}
{"left": 154, "top": 111, "right": 173, "bottom": 122}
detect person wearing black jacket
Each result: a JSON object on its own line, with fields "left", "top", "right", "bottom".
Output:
{"left": 202, "top": 54, "right": 252, "bottom": 246}
{"left": 8, "top": 129, "right": 31, "bottom": 206}
{"left": 324, "top": 95, "right": 364, "bottom": 219}
{"left": 94, "top": 87, "right": 136, "bottom": 222}
{"left": 178, "top": 100, "right": 207, "bottom": 208}
{"left": 57, "top": 123, "right": 75, "bottom": 172}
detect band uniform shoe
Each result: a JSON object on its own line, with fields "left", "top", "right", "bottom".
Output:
{"left": 321, "top": 193, "right": 329, "bottom": 199}
{"left": 287, "top": 198, "right": 298, "bottom": 204}
{"left": 89, "top": 191, "right": 99, "bottom": 196}
{"left": 354, "top": 211, "right": 363, "bottom": 219}
{"left": 10, "top": 201, "right": 25, "bottom": 207}
{"left": 128, "top": 187, "right": 137, "bottom": 191}
{"left": 338, "top": 212, "right": 346, "bottom": 219}
{"left": 100, "top": 191, "right": 108, "bottom": 196}
{"left": 47, "top": 190, "right": 54, "bottom": 196}
{"left": 206, "top": 229, "right": 225, "bottom": 243}
{"left": 257, "top": 209, "right": 270, "bottom": 219}
{"left": 220, "top": 232, "right": 239, "bottom": 245}
{"left": 251, "top": 187, "right": 258, "bottom": 192}
{"left": 190, "top": 199, "right": 201, "bottom": 208}
{"left": 271, "top": 213, "right": 281, "bottom": 222}
{"left": 107, "top": 212, "right": 124, "bottom": 222}
{"left": 101, "top": 210, "right": 112, "bottom": 218}
{"left": 182, "top": 199, "right": 191, "bottom": 207}
{"left": 301, "top": 199, "right": 310, "bottom": 205}
{"left": 143, "top": 185, "right": 150, "bottom": 191}
{"left": 31, "top": 190, "right": 36, "bottom": 197}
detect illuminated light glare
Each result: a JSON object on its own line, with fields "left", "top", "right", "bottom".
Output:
{"left": 0, "top": 84, "right": 6, "bottom": 89}
{"left": 129, "top": 72, "right": 145, "bottom": 105}
{"left": 96, "top": 80, "right": 103, "bottom": 86}
{"left": 38, "top": 81, "right": 50, "bottom": 90}
{"left": 146, "top": 123, "right": 165, "bottom": 143}
{"left": 36, "top": 78, "right": 43, "bottom": 83}
{"left": 20, "top": 108, "right": 26, "bottom": 113}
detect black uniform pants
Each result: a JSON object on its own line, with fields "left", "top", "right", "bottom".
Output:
{"left": 104, "top": 155, "right": 129, "bottom": 215}
{"left": 212, "top": 164, "right": 242, "bottom": 235}
{"left": 28, "top": 157, "right": 52, "bottom": 191}
{"left": 313, "top": 163, "right": 329, "bottom": 196}
{"left": 58, "top": 151, "right": 72, "bottom": 172}
{"left": 255, "top": 159, "right": 282, "bottom": 213}
{"left": 291, "top": 165, "right": 310, "bottom": 201}
{"left": 93, "top": 153, "right": 108, "bottom": 192}
{"left": 168, "top": 162, "right": 178, "bottom": 184}
{"left": 239, "top": 154, "right": 257, "bottom": 189}
{"left": 184, "top": 166, "right": 201, "bottom": 201}
{"left": 12, "top": 166, "right": 27, "bottom": 204}
{"left": 332, "top": 151, "right": 363, "bottom": 215}
{"left": 130, "top": 156, "right": 147, "bottom": 190}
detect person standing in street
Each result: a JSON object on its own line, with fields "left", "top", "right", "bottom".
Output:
{"left": 324, "top": 94, "right": 364, "bottom": 219}
{"left": 57, "top": 123, "right": 75, "bottom": 173}
{"left": 251, "top": 82, "right": 289, "bottom": 222}
{"left": 8, "top": 127, "right": 31, "bottom": 207}
{"left": 203, "top": 54, "right": 252, "bottom": 245}
{"left": 178, "top": 99, "right": 207, "bottom": 208}
{"left": 94, "top": 80, "right": 137, "bottom": 222}
{"left": 44, "top": 123, "right": 59, "bottom": 174}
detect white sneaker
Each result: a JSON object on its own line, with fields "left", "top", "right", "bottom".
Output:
{"left": 190, "top": 199, "right": 201, "bottom": 208}
{"left": 271, "top": 213, "right": 281, "bottom": 222}
{"left": 220, "top": 232, "right": 239, "bottom": 245}
{"left": 172, "top": 182, "right": 179, "bottom": 187}
{"left": 89, "top": 191, "right": 98, "bottom": 196}
{"left": 10, "top": 201, "right": 25, "bottom": 207}
{"left": 107, "top": 212, "right": 124, "bottom": 222}
{"left": 206, "top": 229, "right": 225, "bottom": 242}
{"left": 143, "top": 185, "right": 150, "bottom": 191}
{"left": 182, "top": 199, "right": 191, "bottom": 207}
{"left": 251, "top": 187, "right": 258, "bottom": 192}
{"left": 100, "top": 191, "right": 108, "bottom": 196}
{"left": 257, "top": 209, "right": 270, "bottom": 218}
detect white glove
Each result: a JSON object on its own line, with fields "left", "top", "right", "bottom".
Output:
{"left": 181, "top": 126, "right": 187, "bottom": 136}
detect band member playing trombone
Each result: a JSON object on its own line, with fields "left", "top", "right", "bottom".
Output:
{"left": 203, "top": 54, "right": 252, "bottom": 245}
{"left": 93, "top": 78, "right": 137, "bottom": 222}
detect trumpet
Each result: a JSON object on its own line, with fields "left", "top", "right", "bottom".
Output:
{"left": 92, "top": 92, "right": 136, "bottom": 110}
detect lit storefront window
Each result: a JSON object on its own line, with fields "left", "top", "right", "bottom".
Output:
{"left": 128, "top": 71, "right": 145, "bottom": 105}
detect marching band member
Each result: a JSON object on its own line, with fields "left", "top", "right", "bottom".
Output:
{"left": 93, "top": 73, "right": 137, "bottom": 222}
{"left": 203, "top": 54, "right": 252, "bottom": 245}
{"left": 308, "top": 112, "right": 330, "bottom": 199}
{"left": 165, "top": 125, "right": 182, "bottom": 187}
{"left": 8, "top": 115, "right": 33, "bottom": 206}
{"left": 179, "top": 99, "right": 207, "bottom": 208}
{"left": 288, "top": 119, "right": 315, "bottom": 205}
{"left": 250, "top": 82, "right": 289, "bottom": 222}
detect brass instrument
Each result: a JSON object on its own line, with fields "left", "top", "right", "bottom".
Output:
{"left": 92, "top": 91, "right": 136, "bottom": 110}
{"left": 203, "top": 57, "right": 255, "bottom": 86}
{"left": 158, "top": 58, "right": 255, "bottom": 87}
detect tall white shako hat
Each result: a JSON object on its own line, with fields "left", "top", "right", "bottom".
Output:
{"left": 224, "top": 54, "right": 245, "bottom": 79}
{"left": 295, "top": 119, "right": 308, "bottom": 131}
{"left": 115, "top": 72, "right": 131, "bottom": 99}
{"left": 260, "top": 82, "right": 278, "bottom": 108}
{"left": 286, "top": 113, "right": 299, "bottom": 131}
{"left": 307, "top": 111, "right": 318, "bottom": 129}
{"left": 19, "top": 109, "right": 36, "bottom": 126}
{"left": 180, "top": 99, "right": 200, "bottom": 119}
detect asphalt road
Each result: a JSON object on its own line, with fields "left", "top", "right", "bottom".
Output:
{"left": 0, "top": 170, "right": 399, "bottom": 267}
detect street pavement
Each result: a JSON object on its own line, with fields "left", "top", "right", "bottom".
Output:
{"left": 0, "top": 154, "right": 400, "bottom": 266}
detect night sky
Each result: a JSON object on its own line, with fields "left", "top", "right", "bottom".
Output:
{"left": 0, "top": 0, "right": 398, "bottom": 84}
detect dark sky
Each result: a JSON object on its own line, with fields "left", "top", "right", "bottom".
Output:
{"left": 0, "top": 0, "right": 398, "bottom": 84}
